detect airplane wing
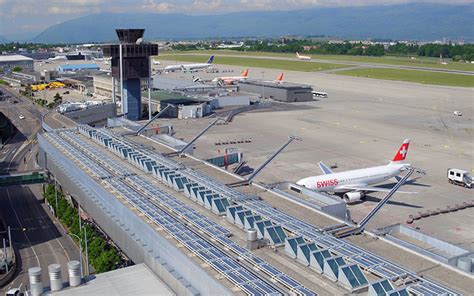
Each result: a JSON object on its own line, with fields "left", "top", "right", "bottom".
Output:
{"left": 318, "top": 161, "right": 333, "bottom": 175}
{"left": 338, "top": 184, "right": 417, "bottom": 194}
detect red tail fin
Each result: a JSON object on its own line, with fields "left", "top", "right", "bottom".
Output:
{"left": 242, "top": 69, "right": 249, "bottom": 77}
{"left": 276, "top": 73, "right": 284, "bottom": 82}
{"left": 392, "top": 139, "right": 410, "bottom": 162}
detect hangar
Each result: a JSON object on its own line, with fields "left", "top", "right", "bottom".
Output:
{"left": 239, "top": 79, "right": 313, "bottom": 102}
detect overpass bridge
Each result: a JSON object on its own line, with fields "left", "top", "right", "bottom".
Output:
{"left": 0, "top": 170, "right": 46, "bottom": 186}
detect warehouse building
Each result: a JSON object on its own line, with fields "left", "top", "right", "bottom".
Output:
{"left": 239, "top": 79, "right": 313, "bottom": 102}
{"left": 0, "top": 55, "right": 34, "bottom": 71}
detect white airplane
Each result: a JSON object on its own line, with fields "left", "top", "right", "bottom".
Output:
{"left": 212, "top": 69, "right": 249, "bottom": 85}
{"left": 152, "top": 59, "right": 161, "bottom": 65}
{"left": 164, "top": 55, "right": 214, "bottom": 71}
{"left": 296, "top": 52, "right": 311, "bottom": 61}
{"left": 48, "top": 55, "right": 67, "bottom": 61}
{"left": 296, "top": 139, "right": 415, "bottom": 203}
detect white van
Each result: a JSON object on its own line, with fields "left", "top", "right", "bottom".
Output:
{"left": 447, "top": 168, "right": 472, "bottom": 188}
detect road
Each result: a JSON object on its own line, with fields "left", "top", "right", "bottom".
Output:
{"left": 0, "top": 86, "right": 81, "bottom": 293}
{"left": 0, "top": 86, "right": 46, "bottom": 174}
{"left": 166, "top": 53, "right": 474, "bottom": 75}
{"left": 0, "top": 186, "right": 80, "bottom": 294}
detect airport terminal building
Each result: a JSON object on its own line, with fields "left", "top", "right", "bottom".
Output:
{"left": 239, "top": 79, "right": 313, "bottom": 102}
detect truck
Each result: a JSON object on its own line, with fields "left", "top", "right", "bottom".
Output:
{"left": 447, "top": 168, "right": 472, "bottom": 188}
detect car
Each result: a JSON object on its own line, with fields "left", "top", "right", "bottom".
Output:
{"left": 18, "top": 114, "right": 25, "bottom": 120}
{"left": 6, "top": 288, "right": 21, "bottom": 296}
{"left": 453, "top": 111, "right": 462, "bottom": 116}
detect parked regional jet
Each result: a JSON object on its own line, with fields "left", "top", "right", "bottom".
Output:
{"left": 296, "top": 52, "right": 311, "bottom": 60}
{"left": 164, "top": 55, "right": 215, "bottom": 71}
{"left": 296, "top": 139, "right": 415, "bottom": 203}
{"left": 212, "top": 69, "right": 249, "bottom": 85}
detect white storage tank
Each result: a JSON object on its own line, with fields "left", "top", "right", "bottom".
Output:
{"left": 48, "top": 263, "right": 63, "bottom": 291}
{"left": 28, "top": 267, "right": 43, "bottom": 296}
{"left": 67, "top": 260, "right": 82, "bottom": 287}
{"left": 457, "top": 257, "right": 472, "bottom": 273}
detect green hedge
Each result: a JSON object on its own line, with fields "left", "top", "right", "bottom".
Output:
{"left": 43, "top": 184, "right": 121, "bottom": 273}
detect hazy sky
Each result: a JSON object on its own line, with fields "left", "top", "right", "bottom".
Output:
{"left": 0, "top": 0, "right": 472, "bottom": 40}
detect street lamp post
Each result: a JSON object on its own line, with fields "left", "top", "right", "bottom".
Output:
{"left": 54, "top": 178, "right": 58, "bottom": 217}
{"left": 77, "top": 200, "right": 89, "bottom": 276}
{"left": 84, "top": 227, "right": 90, "bottom": 276}
{"left": 261, "top": 71, "right": 265, "bottom": 100}
{"left": 68, "top": 233, "right": 84, "bottom": 278}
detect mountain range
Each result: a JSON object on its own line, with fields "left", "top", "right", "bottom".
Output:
{"left": 25, "top": 3, "right": 474, "bottom": 43}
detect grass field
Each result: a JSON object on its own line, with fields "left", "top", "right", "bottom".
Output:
{"left": 336, "top": 68, "right": 474, "bottom": 87}
{"left": 158, "top": 54, "right": 349, "bottom": 72}
{"left": 167, "top": 50, "right": 474, "bottom": 72}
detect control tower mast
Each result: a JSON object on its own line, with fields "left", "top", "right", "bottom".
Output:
{"left": 103, "top": 29, "right": 158, "bottom": 120}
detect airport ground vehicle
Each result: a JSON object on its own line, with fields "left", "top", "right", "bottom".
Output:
{"left": 453, "top": 111, "right": 462, "bottom": 116}
{"left": 447, "top": 168, "right": 472, "bottom": 188}
{"left": 5, "top": 288, "right": 21, "bottom": 296}
{"left": 312, "top": 91, "right": 328, "bottom": 98}
{"left": 18, "top": 114, "right": 25, "bottom": 119}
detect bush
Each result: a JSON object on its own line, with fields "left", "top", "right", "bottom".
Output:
{"left": 43, "top": 183, "right": 122, "bottom": 273}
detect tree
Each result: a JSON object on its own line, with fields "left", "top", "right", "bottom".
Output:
{"left": 12, "top": 66, "right": 22, "bottom": 72}
{"left": 53, "top": 93, "right": 62, "bottom": 105}
{"left": 24, "top": 84, "right": 33, "bottom": 97}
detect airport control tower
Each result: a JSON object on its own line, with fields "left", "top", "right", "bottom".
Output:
{"left": 103, "top": 29, "right": 158, "bottom": 120}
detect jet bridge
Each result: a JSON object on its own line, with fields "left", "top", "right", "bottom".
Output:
{"left": 167, "top": 117, "right": 224, "bottom": 157}
{"left": 135, "top": 104, "right": 175, "bottom": 135}
{"left": 330, "top": 168, "right": 415, "bottom": 238}
{"left": 229, "top": 135, "right": 301, "bottom": 187}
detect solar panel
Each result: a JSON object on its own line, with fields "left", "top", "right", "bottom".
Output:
{"left": 340, "top": 264, "right": 368, "bottom": 289}
{"left": 65, "top": 127, "right": 320, "bottom": 295}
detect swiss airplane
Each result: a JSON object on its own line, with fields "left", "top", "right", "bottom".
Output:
{"left": 296, "top": 139, "right": 414, "bottom": 203}
{"left": 164, "top": 55, "right": 214, "bottom": 71}
{"left": 296, "top": 52, "right": 311, "bottom": 61}
{"left": 212, "top": 69, "right": 249, "bottom": 85}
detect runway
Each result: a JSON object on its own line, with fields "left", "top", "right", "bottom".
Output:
{"left": 165, "top": 52, "right": 474, "bottom": 75}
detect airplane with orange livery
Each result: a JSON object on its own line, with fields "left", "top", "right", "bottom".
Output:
{"left": 212, "top": 69, "right": 249, "bottom": 85}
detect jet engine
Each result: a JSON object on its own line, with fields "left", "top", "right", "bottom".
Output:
{"left": 343, "top": 192, "right": 364, "bottom": 203}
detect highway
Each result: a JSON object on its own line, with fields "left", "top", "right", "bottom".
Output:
{"left": 167, "top": 53, "right": 474, "bottom": 75}
{"left": 0, "top": 185, "right": 80, "bottom": 294}
{"left": 0, "top": 86, "right": 80, "bottom": 294}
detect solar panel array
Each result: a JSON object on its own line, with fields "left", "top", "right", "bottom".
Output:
{"left": 45, "top": 133, "right": 112, "bottom": 179}
{"left": 74, "top": 125, "right": 459, "bottom": 296}
{"left": 104, "top": 177, "right": 281, "bottom": 296}
{"left": 239, "top": 200, "right": 460, "bottom": 295}
{"left": 62, "top": 127, "right": 316, "bottom": 296}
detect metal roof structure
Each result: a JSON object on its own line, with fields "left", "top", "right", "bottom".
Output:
{"left": 43, "top": 124, "right": 463, "bottom": 296}
{"left": 48, "top": 126, "right": 316, "bottom": 296}
{"left": 0, "top": 54, "right": 33, "bottom": 62}
{"left": 239, "top": 79, "right": 312, "bottom": 90}
{"left": 49, "top": 263, "right": 174, "bottom": 296}
{"left": 58, "top": 63, "right": 100, "bottom": 71}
